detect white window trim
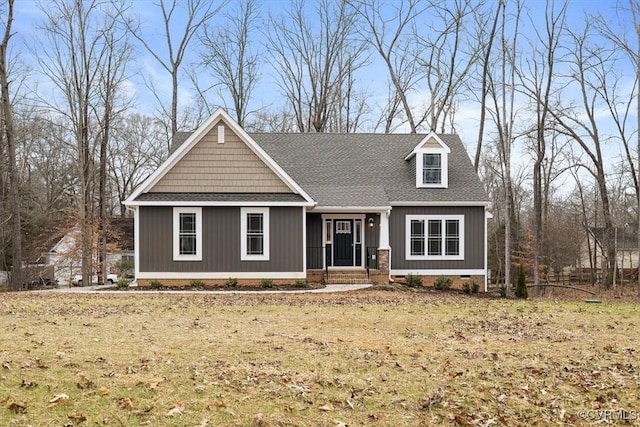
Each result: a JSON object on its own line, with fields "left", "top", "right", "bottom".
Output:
{"left": 173, "top": 207, "right": 202, "bottom": 261}
{"left": 405, "top": 214, "right": 464, "bottom": 261}
{"left": 241, "top": 207, "right": 270, "bottom": 261}
{"left": 416, "top": 150, "right": 448, "bottom": 188}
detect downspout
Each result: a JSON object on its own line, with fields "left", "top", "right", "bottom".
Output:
{"left": 302, "top": 206, "right": 307, "bottom": 280}
{"left": 485, "top": 208, "right": 493, "bottom": 292}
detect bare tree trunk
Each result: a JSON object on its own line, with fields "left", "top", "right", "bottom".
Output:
{"left": 474, "top": 1, "right": 501, "bottom": 171}
{"left": 632, "top": 0, "right": 640, "bottom": 296}
{"left": 490, "top": 0, "right": 521, "bottom": 296}
{"left": 0, "top": 0, "right": 21, "bottom": 290}
{"left": 529, "top": 2, "right": 566, "bottom": 296}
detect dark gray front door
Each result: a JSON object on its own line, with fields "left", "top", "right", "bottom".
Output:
{"left": 333, "top": 219, "right": 353, "bottom": 266}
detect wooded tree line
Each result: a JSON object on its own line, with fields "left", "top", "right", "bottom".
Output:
{"left": 1, "top": 0, "right": 639, "bottom": 294}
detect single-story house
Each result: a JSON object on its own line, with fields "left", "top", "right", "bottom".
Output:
{"left": 124, "top": 109, "right": 491, "bottom": 289}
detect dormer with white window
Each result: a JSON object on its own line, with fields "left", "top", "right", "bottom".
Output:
{"left": 404, "top": 132, "right": 451, "bottom": 188}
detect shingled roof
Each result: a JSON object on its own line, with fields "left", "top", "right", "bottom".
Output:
{"left": 248, "top": 133, "right": 488, "bottom": 207}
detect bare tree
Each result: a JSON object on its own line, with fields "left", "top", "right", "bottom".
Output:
{"left": 33, "top": 0, "right": 131, "bottom": 286}
{"left": 596, "top": 0, "right": 640, "bottom": 294}
{"left": 518, "top": 0, "right": 568, "bottom": 294}
{"left": 196, "top": 0, "right": 260, "bottom": 126}
{"left": 414, "top": 0, "right": 480, "bottom": 133}
{"left": 473, "top": 1, "right": 502, "bottom": 170}
{"left": 108, "top": 113, "right": 166, "bottom": 215}
{"left": 0, "top": 0, "right": 21, "bottom": 290}
{"left": 95, "top": 14, "right": 132, "bottom": 284}
{"left": 486, "top": 0, "right": 523, "bottom": 295}
{"left": 265, "top": 0, "right": 368, "bottom": 132}
{"left": 125, "top": 0, "right": 225, "bottom": 144}
{"left": 352, "top": 0, "right": 425, "bottom": 133}
{"left": 547, "top": 22, "right": 622, "bottom": 288}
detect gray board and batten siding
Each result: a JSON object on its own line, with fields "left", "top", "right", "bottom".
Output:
{"left": 138, "top": 206, "right": 303, "bottom": 273}
{"left": 390, "top": 206, "right": 485, "bottom": 271}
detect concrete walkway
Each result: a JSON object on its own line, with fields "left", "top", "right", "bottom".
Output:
{"left": 44, "top": 283, "right": 372, "bottom": 294}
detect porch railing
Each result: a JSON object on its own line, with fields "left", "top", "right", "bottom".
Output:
{"left": 366, "top": 246, "right": 378, "bottom": 279}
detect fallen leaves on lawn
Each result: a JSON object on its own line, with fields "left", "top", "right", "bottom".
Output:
{"left": 118, "top": 396, "right": 134, "bottom": 410}
{"left": 253, "top": 412, "right": 269, "bottom": 426}
{"left": 165, "top": 405, "right": 185, "bottom": 417}
{"left": 68, "top": 412, "right": 87, "bottom": 422}
{"left": 20, "top": 379, "right": 37, "bottom": 388}
{"left": 7, "top": 401, "right": 27, "bottom": 413}
{"left": 47, "top": 393, "right": 70, "bottom": 409}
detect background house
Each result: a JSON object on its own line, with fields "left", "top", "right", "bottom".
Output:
{"left": 44, "top": 218, "right": 134, "bottom": 286}
{"left": 575, "top": 224, "right": 639, "bottom": 284}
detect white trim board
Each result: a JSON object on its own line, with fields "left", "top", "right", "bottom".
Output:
{"left": 131, "top": 201, "right": 314, "bottom": 207}
{"left": 136, "top": 272, "right": 306, "bottom": 280}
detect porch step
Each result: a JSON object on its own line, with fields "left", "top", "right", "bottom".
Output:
{"left": 325, "top": 270, "right": 371, "bottom": 285}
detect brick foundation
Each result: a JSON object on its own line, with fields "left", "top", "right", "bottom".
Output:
{"left": 306, "top": 270, "right": 325, "bottom": 284}
{"left": 392, "top": 274, "right": 486, "bottom": 290}
{"left": 136, "top": 278, "right": 302, "bottom": 288}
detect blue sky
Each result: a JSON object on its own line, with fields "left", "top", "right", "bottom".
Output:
{"left": 7, "top": 0, "right": 636, "bottom": 155}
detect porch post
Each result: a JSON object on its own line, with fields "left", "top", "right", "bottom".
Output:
{"left": 376, "top": 209, "right": 391, "bottom": 280}
{"left": 379, "top": 210, "right": 390, "bottom": 249}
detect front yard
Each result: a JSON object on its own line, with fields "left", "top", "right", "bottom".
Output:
{"left": 0, "top": 290, "right": 638, "bottom": 426}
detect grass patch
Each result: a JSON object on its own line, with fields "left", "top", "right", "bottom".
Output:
{"left": 0, "top": 292, "right": 638, "bottom": 425}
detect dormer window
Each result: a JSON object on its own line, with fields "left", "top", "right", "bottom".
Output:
{"left": 405, "top": 133, "right": 450, "bottom": 189}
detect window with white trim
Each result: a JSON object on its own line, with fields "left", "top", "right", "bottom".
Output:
{"left": 241, "top": 207, "right": 270, "bottom": 261}
{"left": 406, "top": 215, "right": 464, "bottom": 260}
{"left": 415, "top": 147, "right": 448, "bottom": 188}
{"left": 173, "top": 207, "right": 202, "bottom": 261}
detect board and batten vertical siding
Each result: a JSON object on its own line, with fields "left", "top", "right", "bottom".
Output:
{"left": 306, "top": 213, "right": 323, "bottom": 269}
{"left": 139, "top": 206, "right": 303, "bottom": 273}
{"left": 389, "top": 206, "right": 485, "bottom": 270}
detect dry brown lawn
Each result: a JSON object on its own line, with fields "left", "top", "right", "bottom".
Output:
{"left": 0, "top": 289, "right": 639, "bottom": 426}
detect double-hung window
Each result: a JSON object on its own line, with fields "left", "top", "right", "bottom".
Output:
{"left": 173, "top": 207, "right": 202, "bottom": 261}
{"left": 406, "top": 215, "right": 464, "bottom": 260}
{"left": 241, "top": 207, "right": 270, "bottom": 261}
{"left": 413, "top": 141, "right": 449, "bottom": 188}
{"left": 422, "top": 153, "right": 442, "bottom": 185}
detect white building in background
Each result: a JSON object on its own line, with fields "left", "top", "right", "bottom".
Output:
{"left": 43, "top": 218, "right": 134, "bottom": 286}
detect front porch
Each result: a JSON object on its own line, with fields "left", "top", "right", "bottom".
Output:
{"left": 305, "top": 212, "right": 390, "bottom": 284}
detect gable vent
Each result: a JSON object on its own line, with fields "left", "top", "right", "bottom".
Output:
{"left": 217, "top": 125, "right": 225, "bottom": 144}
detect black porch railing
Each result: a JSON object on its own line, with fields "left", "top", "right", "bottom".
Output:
{"left": 366, "top": 247, "right": 378, "bottom": 269}
{"left": 366, "top": 246, "right": 378, "bottom": 279}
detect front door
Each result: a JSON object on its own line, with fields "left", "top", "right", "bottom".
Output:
{"left": 333, "top": 220, "right": 353, "bottom": 266}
